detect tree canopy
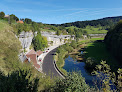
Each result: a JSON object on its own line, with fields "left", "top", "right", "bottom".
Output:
{"left": 25, "top": 18, "right": 32, "bottom": 24}
{"left": 53, "top": 72, "right": 89, "bottom": 92}
{"left": 32, "top": 33, "right": 48, "bottom": 51}
{"left": 0, "top": 11, "right": 5, "bottom": 19}
{"left": 105, "top": 20, "right": 122, "bottom": 64}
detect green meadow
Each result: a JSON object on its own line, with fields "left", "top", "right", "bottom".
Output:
{"left": 66, "top": 26, "right": 108, "bottom": 34}
{"left": 84, "top": 41, "right": 119, "bottom": 72}
{"left": 82, "top": 26, "right": 107, "bottom": 34}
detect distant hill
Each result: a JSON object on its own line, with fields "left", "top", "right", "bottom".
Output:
{"left": 52, "top": 16, "right": 122, "bottom": 28}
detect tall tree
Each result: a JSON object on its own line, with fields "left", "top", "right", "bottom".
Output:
{"left": 25, "top": 18, "right": 32, "bottom": 24}
{"left": 104, "top": 20, "right": 122, "bottom": 64}
{"left": 10, "top": 14, "right": 19, "bottom": 21}
{"left": 32, "top": 33, "right": 48, "bottom": 51}
{"left": 56, "top": 30, "right": 61, "bottom": 36}
{"left": 0, "top": 11, "right": 5, "bottom": 19}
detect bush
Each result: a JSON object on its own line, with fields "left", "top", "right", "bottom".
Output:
{"left": 53, "top": 72, "right": 89, "bottom": 92}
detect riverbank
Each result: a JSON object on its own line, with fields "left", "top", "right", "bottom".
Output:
{"left": 54, "top": 40, "right": 85, "bottom": 75}
{"left": 54, "top": 46, "right": 68, "bottom": 75}
{"left": 84, "top": 41, "right": 120, "bottom": 73}
{"left": 54, "top": 38, "right": 106, "bottom": 75}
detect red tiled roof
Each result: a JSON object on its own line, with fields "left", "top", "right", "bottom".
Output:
{"left": 36, "top": 50, "right": 43, "bottom": 56}
{"left": 26, "top": 49, "right": 41, "bottom": 70}
{"left": 26, "top": 54, "right": 37, "bottom": 64}
{"left": 17, "top": 21, "right": 23, "bottom": 23}
{"left": 34, "top": 63, "right": 40, "bottom": 69}
{"left": 26, "top": 49, "right": 36, "bottom": 55}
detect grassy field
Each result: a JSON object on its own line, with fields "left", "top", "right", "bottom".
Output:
{"left": 65, "top": 26, "right": 79, "bottom": 29}
{"left": 79, "top": 38, "right": 104, "bottom": 44}
{"left": 84, "top": 41, "right": 119, "bottom": 72}
{"left": 82, "top": 26, "right": 107, "bottom": 34}
{"left": 65, "top": 26, "right": 108, "bottom": 34}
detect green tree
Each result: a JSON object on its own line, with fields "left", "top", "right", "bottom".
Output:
{"left": 70, "top": 40, "right": 77, "bottom": 49}
{"left": 105, "top": 20, "right": 122, "bottom": 64}
{"left": 0, "top": 11, "right": 5, "bottom": 19}
{"left": 32, "top": 33, "right": 48, "bottom": 51}
{"left": 10, "top": 14, "right": 19, "bottom": 22}
{"left": 16, "top": 23, "right": 24, "bottom": 34}
{"left": 67, "top": 28, "right": 75, "bottom": 35}
{"left": 32, "top": 22, "right": 39, "bottom": 32}
{"left": 92, "top": 61, "right": 116, "bottom": 92}
{"left": 53, "top": 72, "right": 89, "bottom": 92}
{"left": 0, "top": 69, "right": 39, "bottom": 92}
{"left": 75, "top": 29, "right": 83, "bottom": 39}
{"left": 25, "top": 18, "right": 32, "bottom": 24}
{"left": 23, "top": 23, "right": 30, "bottom": 32}
{"left": 56, "top": 30, "right": 61, "bottom": 36}
{"left": 117, "top": 68, "right": 122, "bottom": 91}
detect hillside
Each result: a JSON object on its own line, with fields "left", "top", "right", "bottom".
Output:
{"left": 0, "top": 19, "right": 56, "bottom": 91}
{"left": 0, "top": 20, "right": 12, "bottom": 31}
{"left": 0, "top": 20, "right": 21, "bottom": 74}
{"left": 53, "top": 16, "right": 122, "bottom": 28}
{"left": 105, "top": 20, "right": 122, "bottom": 65}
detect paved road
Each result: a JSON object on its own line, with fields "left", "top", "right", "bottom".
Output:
{"left": 42, "top": 48, "right": 61, "bottom": 78}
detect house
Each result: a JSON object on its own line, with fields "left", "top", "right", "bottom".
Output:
{"left": 41, "top": 31, "right": 75, "bottom": 46}
{"left": 4, "top": 15, "right": 9, "bottom": 18}
{"left": 17, "top": 20, "right": 24, "bottom": 24}
{"left": 25, "top": 49, "right": 43, "bottom": 71}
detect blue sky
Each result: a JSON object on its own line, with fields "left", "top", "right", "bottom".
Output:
{"left": 0, "top": 0, "right": 122, "bottom": 24}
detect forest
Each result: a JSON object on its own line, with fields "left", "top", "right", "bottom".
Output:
{"left": 53, "top": 16, "right": 122, "bottom": 28}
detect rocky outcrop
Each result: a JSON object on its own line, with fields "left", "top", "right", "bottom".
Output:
{"left": 18, "top": 31, "right": 33, "bottom": 51}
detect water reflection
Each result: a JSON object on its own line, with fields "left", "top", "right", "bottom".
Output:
{"left": 63, "top": 56, "right": 95, "bottom": 86}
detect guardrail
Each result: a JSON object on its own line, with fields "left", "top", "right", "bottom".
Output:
{"left": 53, "top": 60, "right": 65, "bottom": 79}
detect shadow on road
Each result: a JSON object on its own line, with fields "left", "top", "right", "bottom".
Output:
{"left": 52, "top": 54, "right": 56, "bottom": 55}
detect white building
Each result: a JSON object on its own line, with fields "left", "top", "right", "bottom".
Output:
{"left": 41, "top": 31, "right": 75, "bottom": 46}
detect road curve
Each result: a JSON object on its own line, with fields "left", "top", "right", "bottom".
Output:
{"left": 42, "top": 48, "right": 61, "bottom": 78}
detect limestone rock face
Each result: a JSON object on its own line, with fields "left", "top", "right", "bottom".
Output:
{"left": 18, "top": 31, "right": 33, "bottom": 50}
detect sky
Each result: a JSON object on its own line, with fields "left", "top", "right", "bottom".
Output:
{"left": 0, "top": 0, "right": 122, "bottom": 24}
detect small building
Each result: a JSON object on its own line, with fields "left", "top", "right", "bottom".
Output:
{"left": 17, "top": 20, "right": 24, "bottom": 24}
{"left": 4, "top": 15, "right": 9, "bottom": 18}
{"left": 25, "top": 49, "right": 43, "bottom": 71}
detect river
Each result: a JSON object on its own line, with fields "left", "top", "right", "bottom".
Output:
{"left": 63, "top": 56, "right": 96, "bottom": 86}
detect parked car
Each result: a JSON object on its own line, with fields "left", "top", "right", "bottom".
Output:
{"left": 46, "top": 51, "right": 48, "bottom": 52}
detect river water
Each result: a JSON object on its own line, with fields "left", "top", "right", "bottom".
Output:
{"left": 63, "top": 56, "right": 96, "bottom": 86}
{"left": 63, "top": 56, "right": 117, "bottom": 90}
